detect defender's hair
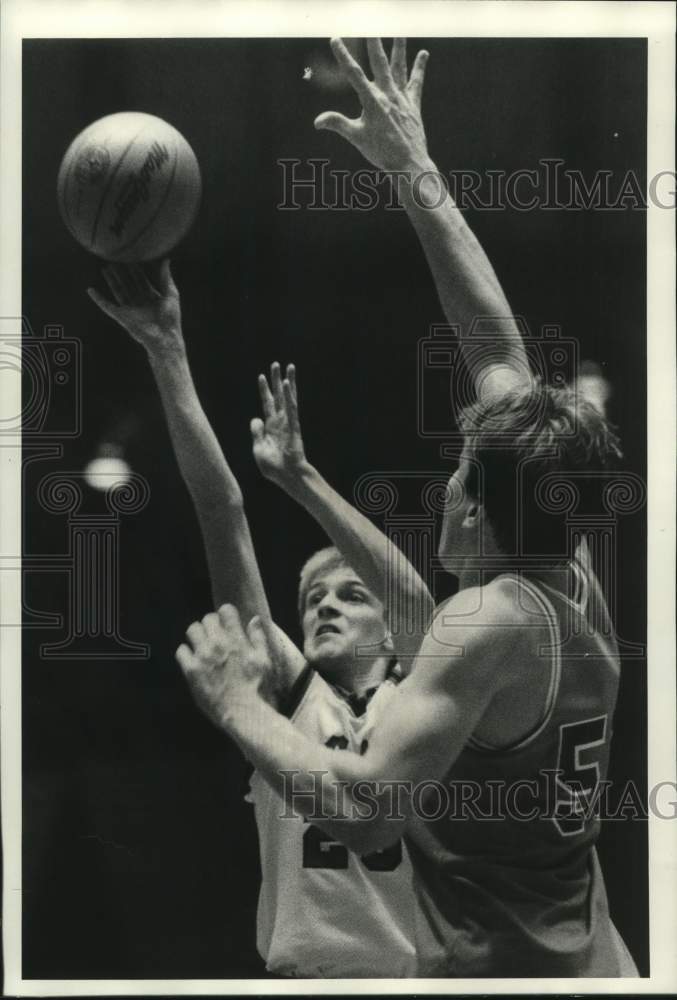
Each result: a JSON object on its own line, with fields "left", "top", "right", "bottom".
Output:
{"left": 297, "top": 546, "right": 350, "bottom": 618}
{"left": 459, "top": 380, "right": 623, "bottom": 557}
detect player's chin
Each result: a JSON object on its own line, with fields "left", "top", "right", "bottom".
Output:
{"left": 306, "top": 635, "right": 347, "bottom": 662}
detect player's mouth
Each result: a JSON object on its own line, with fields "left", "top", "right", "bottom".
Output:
{"left": 315, "top": 624, "right": 341, "bottom": 638}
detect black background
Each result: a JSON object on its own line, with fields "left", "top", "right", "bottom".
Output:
{"left": 22, "top": 37, "right": 647, "bottom": 978}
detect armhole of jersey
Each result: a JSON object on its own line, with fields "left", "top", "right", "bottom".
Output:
{"left": 278, "top": 662, "right": 314, "bottom": 720}
{"left": 469, "top": 575, "right": 562, "bottom": 754}
{"left": 248, "top": 663, "right": 315, "bottom": 800}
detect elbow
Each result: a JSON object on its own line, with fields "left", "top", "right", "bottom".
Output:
{"left": 221, "top": 489, "right": 245, "bottom": 512}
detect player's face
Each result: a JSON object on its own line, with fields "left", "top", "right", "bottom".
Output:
{"left": 301, "top": 567, "right": 388, "bottom": 667}
{"left": 438, "top": 450, "right": 481, "bottom": 571}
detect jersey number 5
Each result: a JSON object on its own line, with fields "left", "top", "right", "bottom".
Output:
{"left": 554, "top": 715, "right": 607, "bottom": 836}
{"left": 302, "top": 734, "right": 402, "bottom": 871}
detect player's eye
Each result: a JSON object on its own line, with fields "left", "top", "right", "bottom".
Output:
{"left": 307, "top": 591, "right": 323, "bottom": 608}
{"left": 346, "top": 589, "right": 366, "bottom": 603}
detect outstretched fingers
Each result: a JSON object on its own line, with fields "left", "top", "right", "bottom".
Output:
{"left": 330, "top": 37, "right": 378, "bottom": 110}
{"left": 102, "top": 264, "right": 128, "bottom": 306}
{"left": 144, "top": 258, "right": 172, "bottom": 296}
{"left": 390, "top": 38, "right": 407, "bottom": 89}
{"left": 285, "top": 363, "right": 298, "bottom": 402}
{"left": 366, "top": 38, "right": 394, "bottom": 92}
{"left": 282, "top": 377, "right": 301, "bottom": 434}
{"left": 258, "top": 373, "right": 276, "bottom": 420}
{"left": 250, "top": 416, "right": 265, "bottom": 445}
{"left": 129, "top": 263, "right": 161, "bottom": 301}
{"left": 270, "top": 361, "right": 284, "bottom": 409}
{"left": 86, "top": 286, "right": 119, "bottom": 321}
{"left": 407, "top": 48, "right": 429, "bottom": 108}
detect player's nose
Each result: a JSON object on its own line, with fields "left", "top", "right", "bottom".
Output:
{"left": 317, "top": 596, "right": 340, "bottom": 617}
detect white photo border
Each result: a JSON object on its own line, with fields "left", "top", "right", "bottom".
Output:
{"left": 1, "top": 0, "right": 675, "bottom": 995}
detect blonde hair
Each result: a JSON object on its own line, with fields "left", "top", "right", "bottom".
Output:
{"left": 297, "top": 546, "right": 350, "bottom": 619}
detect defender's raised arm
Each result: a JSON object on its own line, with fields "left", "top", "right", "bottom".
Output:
{"left": 316, "top": 38, "right": 532, "bottom": 404}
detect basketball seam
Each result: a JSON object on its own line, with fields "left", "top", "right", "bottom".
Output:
{"left": 89, "top": 125, "right": 147, "bottom": 251}
{"left": 112, "top": 139, "right": 185, "bottom": 258}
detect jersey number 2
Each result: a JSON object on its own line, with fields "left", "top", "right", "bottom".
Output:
{"left": 302, "top": 735, "right": 402, "bottom": 871}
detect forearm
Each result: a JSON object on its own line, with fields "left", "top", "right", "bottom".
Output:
{"left": 225, "top": 692, "right": 398, "bottom": 852}
{"left": 397, "top": 156, "right": 529, "bottom": 381}
{"left": 279, "top": 461, "right": 433, "bottom": 661}
{"left": 147, "top": 343, "right": 270, "bottom": 617}
{"left": 148, "top": 344, "right": 241, "bottom": 505}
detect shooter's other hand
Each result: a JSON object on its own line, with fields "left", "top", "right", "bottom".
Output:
{"left": 251, "top": 362, "right": 308, "bottom": 487}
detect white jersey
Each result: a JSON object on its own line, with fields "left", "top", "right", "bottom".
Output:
{"left": 247, "top": 663, "right": 417, "bottom": 978}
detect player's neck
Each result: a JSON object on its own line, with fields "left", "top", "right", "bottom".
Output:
{"left": 319, "top": 654, "right": 392, "bottom": 697}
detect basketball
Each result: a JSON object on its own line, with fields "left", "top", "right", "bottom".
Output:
{"left": 57, "top": 111, "right": 201, "bottom": 262}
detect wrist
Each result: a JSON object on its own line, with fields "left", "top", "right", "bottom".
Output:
{"left": 276, "top": 459, "right": 317, "bottom": 497}
{"left": 146, "top": 332, "right": 188, "bottom": 368}
{"left": 391, "top": 158, "right": 453, "bottom": 210}
{"left": 219, "top": 685, "right": 262, "bottom": 734}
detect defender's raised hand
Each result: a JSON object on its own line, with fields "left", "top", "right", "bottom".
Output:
{"left": 251, "top": 362, "right": 308, "bottom": 487}
{"left": 315, "top": 38, "right": 430, "bottom": 172}
{"left": 87, "top": 259, "right": 183, "bottom": 355}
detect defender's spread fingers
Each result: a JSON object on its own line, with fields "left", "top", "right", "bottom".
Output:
{"left": 407, "top": 49, "right": 429, "bottom": 107}
{"left": 366, "top": 38, "right": 393, "bottom": 92}
{"left": 330, "top": 38, "right": 378, "bottom": 109}
{"left": 390, "top": 38, "right": 407, "bottom": 88}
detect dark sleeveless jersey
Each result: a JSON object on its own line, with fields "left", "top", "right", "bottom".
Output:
{"left": 406, "top": 547, "right": 637, "bottom": 977}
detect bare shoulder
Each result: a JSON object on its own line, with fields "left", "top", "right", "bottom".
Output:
{"left": 432, "top": 577, "right": 532, "bottom": 630}
{"left": 423, "top": 579, "right": 535, "bottom": 689}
